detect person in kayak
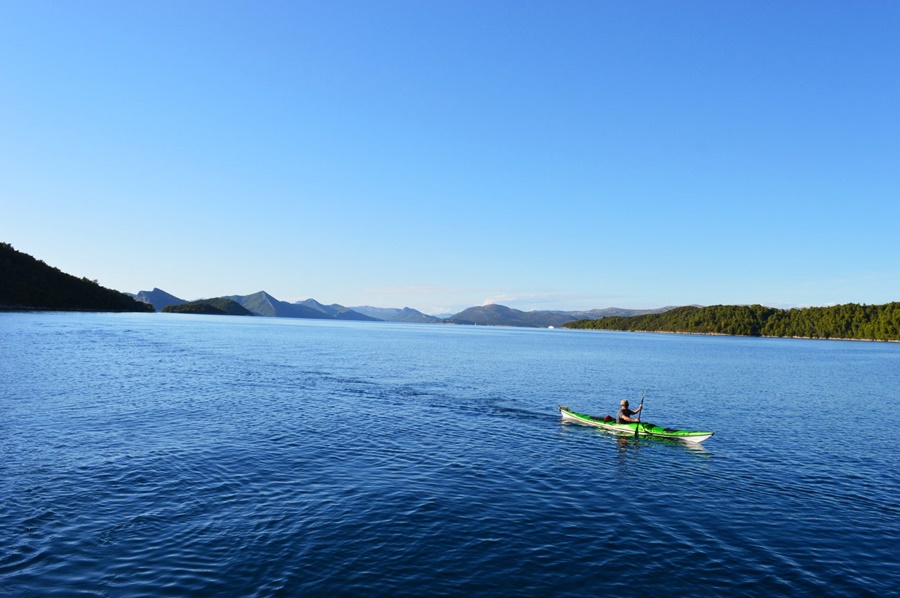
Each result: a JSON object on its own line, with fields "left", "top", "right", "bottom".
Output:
{"left": 616, "top": 399, "right": 642, "bottom": 424}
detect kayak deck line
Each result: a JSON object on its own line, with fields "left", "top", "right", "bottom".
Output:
{"left": 558, "top": 405, "right": 715, "bottom": 443}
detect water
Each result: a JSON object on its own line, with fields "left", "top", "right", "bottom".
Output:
{"left": 2, "top": 313, "right": 898, "bottom": 597}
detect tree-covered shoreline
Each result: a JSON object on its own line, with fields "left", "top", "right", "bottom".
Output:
{"left": 1, "top": 243, "right": 153, "bottom": 313}
{"left": 564, "top": 303, "right": 900, "bottom": 342}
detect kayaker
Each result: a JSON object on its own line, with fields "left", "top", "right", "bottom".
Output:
{"left": 616, "top": 399, "right": 642, "bottom": 424}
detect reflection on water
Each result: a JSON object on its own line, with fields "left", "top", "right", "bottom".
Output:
{"left": 559, "top": 420, "right": 712, "bottom": 456}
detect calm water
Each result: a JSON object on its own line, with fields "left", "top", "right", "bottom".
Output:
{"left": 2, "top": 313, "right": 899, "bottom": 597}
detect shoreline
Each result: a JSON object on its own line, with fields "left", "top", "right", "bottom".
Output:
{"left": 581, "top": 328, "right": 900, "bottom": 343}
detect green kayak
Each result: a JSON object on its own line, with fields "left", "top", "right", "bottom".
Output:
{"left": 558, "top": 406, "right": 714, "bottom": 443}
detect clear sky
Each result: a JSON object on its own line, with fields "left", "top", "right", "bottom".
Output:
{"left": 2, "top": 1, "right": 898, "bottom": 315}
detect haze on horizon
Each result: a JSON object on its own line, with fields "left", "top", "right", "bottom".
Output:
{"left": 2, "top": 2, "right": 897, "bottom": 315}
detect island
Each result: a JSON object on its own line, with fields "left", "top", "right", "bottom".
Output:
{"left": 162, "top": 298, "right": 253, "bottom": 316}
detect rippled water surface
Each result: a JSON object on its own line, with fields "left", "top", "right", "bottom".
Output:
{"left": 2, "top": 313, "right": 899, "bottom": 596}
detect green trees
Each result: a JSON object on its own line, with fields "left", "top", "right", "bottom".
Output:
{"left": 0, "top": 242, "right": 153, "bottom": 312}
{"left": 162, "top": 298, "right": 252, "bottom": 316}
{"left": 565, "top": 302, "right": 900, "bottom": 342}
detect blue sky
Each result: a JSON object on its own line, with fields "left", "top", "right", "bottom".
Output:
{"left": 2, "top": 1, "right": 898, "bottom": 314}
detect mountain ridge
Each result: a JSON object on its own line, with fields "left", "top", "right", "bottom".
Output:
{"left": 10, "top": 243, "right": 893, "bottom": 338}
{"left": 0, "top": 243, "right": 682, "bottom": 325}
{"left": 296, "top": 298, "right": 379, "bottom": 321}
{"left": 132, "top": 286, "right": 675, "bottom": 328}
{"left": 350, "top": 306, "right": 441, "bottom": 324}
{"left": 133, "top": 288, "right": 186, "bottom": 312}
{"left": 134, "top": 287, "right": 679, "bottom": 327}
{"left": 442, "top": 304, "right": 676, "bottom": 328}
{"left": 224, "top": 291, "right": 379, "bottom": 321}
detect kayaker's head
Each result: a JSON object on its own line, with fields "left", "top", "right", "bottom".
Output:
{"left": 621, "top": 400, "right": 629, "bottom": 407}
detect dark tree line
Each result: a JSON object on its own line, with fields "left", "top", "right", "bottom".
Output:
{"left": 163, "top": 298, "right": 252, "bottom": 316}
{"left": 565, "top": 303, "right": 900, "bottom": 342}
{"left": 0, "top": 242, "right": 153, "bottom": 312}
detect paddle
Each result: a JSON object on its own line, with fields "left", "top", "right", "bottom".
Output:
{"left": 634, "top": 389, "right": 646, "bottom": 439}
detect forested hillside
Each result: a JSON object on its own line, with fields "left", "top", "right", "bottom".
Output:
{"left": 564, "top": 303, "right": 900, "bottom": 341}
{"left": 444, "top": 304, "right": 578, "bottom": 327}
{"left": 162, "top": 298, "right": 253, "bottom": 316}
{"left": 0, "top": 243, "right": 153, "bottom": 312}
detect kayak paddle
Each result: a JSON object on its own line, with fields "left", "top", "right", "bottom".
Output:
{"left": 634, "top": 389, "right": 646, "bottom": 439}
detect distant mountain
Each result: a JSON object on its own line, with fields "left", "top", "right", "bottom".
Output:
{"left": 163, "top": 298, "right": 253, "bottom": 316}
{"left": 296, "top": 299, "right": 380, "bottom": 321}
{"left": 444, "top": 304, "right": 577, "bottom": 328}
{"left": 133, "top": 288, "right": 186, "bottom": 312}
{"left": 125, "top": 280, "right": 681, "bottom": 328}
{"left": 351, "top": 306, "right": 441, "bottom": 324}
{"left": 558, "top": 306, "right": 678, "bottom": 319}
{"left": 228, "top": 291, "right": 323, "bottom": 318}
{"left": 443, "top": 304, "right": 679, "bottom": 328}
{"left": 0, "top": 242, "right": 153, "bottom": 313}
{"left": 227, "top": 291, "right": 379, "bottom": 321}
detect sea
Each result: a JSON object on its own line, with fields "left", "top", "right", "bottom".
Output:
{"left": 1, "top": 312, "right": 898, "bottom": 597}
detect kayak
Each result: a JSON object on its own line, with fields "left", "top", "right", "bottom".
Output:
{"left": 558, "top": 406, "right": 714, "bottom": 443}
